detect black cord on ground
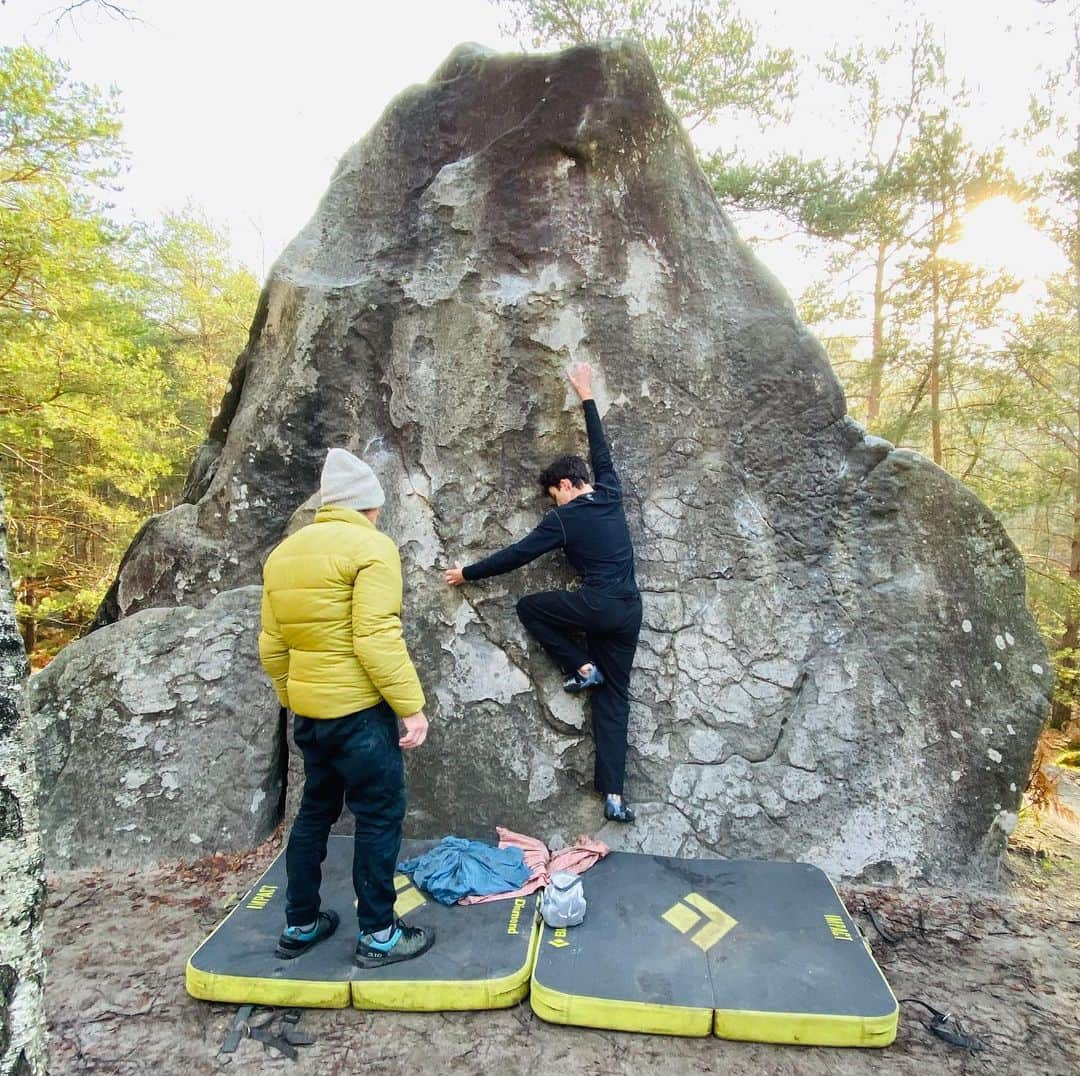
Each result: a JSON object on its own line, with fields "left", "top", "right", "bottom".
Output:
{"left": 861, "top": 901, "right": 905, "bottom": 943}
{"left": 899, "top": 997, "right": 990, "bottom": 1055}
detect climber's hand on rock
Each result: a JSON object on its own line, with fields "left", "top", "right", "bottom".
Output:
{"left": 444, "top": 561, "right": 465, "bottom": 587}
{"left": 567, "top": 362, "right": 594, "bottom": 401}
{"left": 399, "top": 711, "right": 428, "bottom": 749}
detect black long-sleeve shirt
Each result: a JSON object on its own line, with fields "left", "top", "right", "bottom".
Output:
{"left": 462, "top": 399, "right": 638, "bottom": 598}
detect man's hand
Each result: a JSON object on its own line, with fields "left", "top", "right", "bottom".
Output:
{"left": 567, "top": 361, "right": 594, "bottom": 401}
{"left": 399, "top": 711, "right": 429, "bottom": 749}
{"left": 444, "top": 561, "right": 466, "bottom": 587}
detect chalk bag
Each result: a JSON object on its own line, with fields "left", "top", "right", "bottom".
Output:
{"left": 540, "top": 870, "right": 587, "bottom": 928}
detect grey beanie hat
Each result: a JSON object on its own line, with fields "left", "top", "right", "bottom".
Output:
{"left": 320, "top": 448, "right": 385, "bottom": 511}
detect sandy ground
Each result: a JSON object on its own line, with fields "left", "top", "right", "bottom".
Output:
{"left": 43, "top": 772, "right": 1080, "bottom": 1075}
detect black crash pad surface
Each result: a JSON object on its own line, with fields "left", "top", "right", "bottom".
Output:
{"left": 530, "top": 852, "right": 897, "bottom": 1043}
{"left": 187, "top": 835, "right": 537, "bottom": 1010}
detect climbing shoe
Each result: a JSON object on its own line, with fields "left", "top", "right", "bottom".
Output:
{"left": 275, "top": 909, "right": 339, "bottom": 959}
{"left": 563, "top": 665, "right": 605, "bottom": 693}
{"left": 354, "top": 920, "right": 435, "bottom": 969}
{"left": 604, "top": 796, "right": 636, "bottom": 823}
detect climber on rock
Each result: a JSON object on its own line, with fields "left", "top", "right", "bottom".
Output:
{"left": 259, "top": 448, "right": 434, "bottom": 968}
{"left": 444, "top": 362, "right": 642, "bottom": 824}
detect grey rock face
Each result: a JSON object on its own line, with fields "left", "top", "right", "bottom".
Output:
{"left": 0, "top": 483, "right": 48, "bottom": 1075}
{"left": 80, "top": 41, "right": 1047, "bottom": 882}
{"left": 30, "top": 587, "right": 281, "bottom": 868}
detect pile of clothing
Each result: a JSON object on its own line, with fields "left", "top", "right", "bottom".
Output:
{"left": 398, "top": 828, "right": 609, "bottom": 906}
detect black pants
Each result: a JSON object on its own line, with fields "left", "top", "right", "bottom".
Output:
{"left": 285, "top": 701, "right": 405, "bottom": 932}
{"left": 516, "top": 589, "right": 642, "bottom": 796}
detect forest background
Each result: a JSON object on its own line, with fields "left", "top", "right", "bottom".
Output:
{"left": 2, "top": 0, "right": 1078, "bottom": 751}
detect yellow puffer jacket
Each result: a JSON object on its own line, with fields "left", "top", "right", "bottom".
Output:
{"left": 258, "top": 505, "right": 426, "bottom": 719}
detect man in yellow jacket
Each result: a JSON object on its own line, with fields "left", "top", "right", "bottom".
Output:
{"left": 259, "top": 448, "right": 433, "bottom": 968}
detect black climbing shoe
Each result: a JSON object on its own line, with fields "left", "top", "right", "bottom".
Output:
{"left": 604, "top": 796, "right": 636, "bottom": 823}
{"left": 275, "top": 909, "right": 340, "bottom": 959}
{"left": 564, "top": 665, "right": 605, "bottom": 694}
{"left": 354, "top": 920, "right": 435, "bottom": 969}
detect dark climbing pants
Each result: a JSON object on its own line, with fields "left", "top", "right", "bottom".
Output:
{"left": 285, "top": 700, "right": 405, "bottom": 932}
{"left": 515, "top": 589, "right": 642, "bottom": 796}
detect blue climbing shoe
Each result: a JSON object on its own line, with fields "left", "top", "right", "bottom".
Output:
{"left": 564, "top": 664, "right": 605, "bottom": 694}
{"left": 354, "top": 920, "right": 435, "bottom": 969}
{"left": 275, "top": 909, "right": 339, "bottom": 959}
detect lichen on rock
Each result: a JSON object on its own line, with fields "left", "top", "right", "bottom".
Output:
{"left": 30, "top": 587, "right": 281, "bottom": 869}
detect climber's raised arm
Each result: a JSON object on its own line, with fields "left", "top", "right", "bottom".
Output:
{"left": 567, "top": 362, "right": 619, "bottom": 490}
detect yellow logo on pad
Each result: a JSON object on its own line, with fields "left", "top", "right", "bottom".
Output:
{"left": 548, "top": 926, "right": 570, "bottom": 949}
{"left": 824, "top": 913, "right": 853, "bottom": 940}
{"left": 662, "top": 892, "right": 737, "bottom": 951}
{"left": 246, "top": 885, "right": 277, "bottom": 910}
{"left": 507, "top": 897, "right": 528, "bottom": 935}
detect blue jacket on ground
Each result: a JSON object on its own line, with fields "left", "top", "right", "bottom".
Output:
{"left": 398, "top": 837, "right": 532, "bottom": 905}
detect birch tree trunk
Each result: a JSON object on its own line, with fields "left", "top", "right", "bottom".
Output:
{"left": 0, "top": 479, "right": 47, "bottom": 1075}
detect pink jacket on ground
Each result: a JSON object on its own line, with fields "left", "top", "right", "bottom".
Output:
{"left": 458, "top": 827, "right": 609, "bottom": 905}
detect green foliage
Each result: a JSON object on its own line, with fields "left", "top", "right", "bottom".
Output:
{"left": 774, "top": 25, "right": 1022, "bottom": 476}
{"left": 708, "top": 153, "right": 866, "bottom": 239}
{"left": 139, "top": 206, "right": 259, "bottom": 439}
{"left": 0, "top": 45, "right": 121, "bottom": 186}
{"left": 980, "top": 273, "right": 1080, "bottom": 725}
{"left": 0, "top": 47, "right": 121, "bottom": 324}
{"left": 0, "top": 47, "right": 257, "bottom": 660}
{"left": 493, "top": 0, "right": 797, "bottom": 129}
{"left": 711, "top": 26, "right": 944, "bottom": 233}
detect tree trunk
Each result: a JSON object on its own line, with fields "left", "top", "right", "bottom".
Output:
{"left": 1050, "top": 487, "right": 1080, "bottom": 729}
{"left": 22, "top": 428, "right": 45, "bottom": 659}
{"left": 1050, "top": 300, "right": 1080, "bottom": 730}
{"left": 866, "top": 240, "right": 888, "bottom": 424}
{"left": 0, "top": 480, "right": 48, "bottom": 1075}
{"left": 929, "top": 210, "right": 943, "bottom": 467}
{"left": 1050, "top": 121, "right": 1080, "bottom": 730}
{"left": 924, "top": 257, "right": 941, "bottom": 466}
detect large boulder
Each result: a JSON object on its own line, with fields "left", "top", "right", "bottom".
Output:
{"left": 29, "top": 587, "right": 281, "bottom": 868}
{"left": 68, "top": 41, "right": 1048, "bottom": 882}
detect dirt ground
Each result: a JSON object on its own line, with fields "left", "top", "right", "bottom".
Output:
{"left": 43, "top": 772, "right": 1080, "bottom": 1075}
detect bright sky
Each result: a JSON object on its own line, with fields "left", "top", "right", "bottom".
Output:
{"left": 3, "top": 0, "right": 1073, "bottom": 297}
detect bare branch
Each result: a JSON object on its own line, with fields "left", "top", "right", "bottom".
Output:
{"left": 49, "top": 0, "right": 141, "bottom": 27}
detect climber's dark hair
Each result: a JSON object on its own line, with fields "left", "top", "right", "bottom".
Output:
{"left": 537, "top": 454, "right": 590, "bottom": 493}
